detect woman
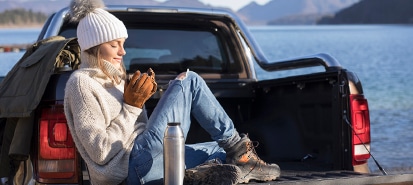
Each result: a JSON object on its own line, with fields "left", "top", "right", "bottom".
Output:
{"left": 64, "top": 0, "right": 280, "bottom": 184}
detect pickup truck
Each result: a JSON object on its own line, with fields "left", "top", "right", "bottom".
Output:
{"left": 1, "top": 4, "right": 413, "bottom": 185}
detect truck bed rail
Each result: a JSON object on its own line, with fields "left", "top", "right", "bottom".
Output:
{"left": 258, "top": 53, "right": 342, "bottom": 72}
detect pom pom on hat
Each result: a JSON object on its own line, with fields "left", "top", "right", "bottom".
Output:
{"left": 69, "top": 0, "right": 128, "bottom": 51}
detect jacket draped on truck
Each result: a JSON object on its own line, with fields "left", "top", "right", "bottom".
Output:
{"left": 0, "top": 36, "right": 80, "bottom": 180}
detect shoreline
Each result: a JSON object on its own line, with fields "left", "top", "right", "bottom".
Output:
{"left": 0, "top": 24, "right": 43, "bottom": 29}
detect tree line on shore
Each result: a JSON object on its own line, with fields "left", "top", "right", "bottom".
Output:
{"left": 0, "top": 9, "right": 48, "bottom": 27}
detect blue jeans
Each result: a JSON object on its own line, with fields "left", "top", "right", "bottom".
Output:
{"left": 126, "top": 71, "right": 237, "bottom": 185}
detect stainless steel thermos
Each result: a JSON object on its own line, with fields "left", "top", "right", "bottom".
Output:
{"left": 164, "top": 122, "right": 185, "bottom": 185}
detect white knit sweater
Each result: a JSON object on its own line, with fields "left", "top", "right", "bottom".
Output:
{"left": 64, "top": 53, "right": 147, "bottom": 185}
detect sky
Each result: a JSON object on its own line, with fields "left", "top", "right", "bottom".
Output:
{"left": 157, "top": 0, "right": 271, "bottom": 11}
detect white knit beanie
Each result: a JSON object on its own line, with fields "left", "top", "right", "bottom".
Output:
{"left": 69, "top": 0, "right": 128, "bottom": 51}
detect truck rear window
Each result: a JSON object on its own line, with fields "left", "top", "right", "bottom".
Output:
{"left": 59, "top": 26, "right": 238, "bottom": 75}
{"left": 124, "top": 28, "right": 227, "bottom": 74}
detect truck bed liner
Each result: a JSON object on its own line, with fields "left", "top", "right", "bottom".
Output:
{"left": 247, "top": 171, "right": 413, "bottom": 185}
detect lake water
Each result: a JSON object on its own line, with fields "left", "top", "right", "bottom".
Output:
{"left": 0, "top": 28, "right": 41, "bottom": 75}
{"left": 1, "top": 25, "right": 412, "bottom": 174}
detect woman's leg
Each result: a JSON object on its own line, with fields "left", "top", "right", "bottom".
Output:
{"left": 185, "top": 141, "right": 226, "bottom": 169}
{"left": 127, "top": 71, "right": 240, "bottom": 184}
{"left": 147, "top": 71, "right": 239, "bottom": 143}
{"left": 160, "top": 72, "right": 281, "bottom": 183}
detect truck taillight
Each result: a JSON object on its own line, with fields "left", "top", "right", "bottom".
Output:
{"left": 350, "top": 94, "right": 371, "bottom": 166}
{"left": 33, "top": 105, "right": 80, "bottom": 183}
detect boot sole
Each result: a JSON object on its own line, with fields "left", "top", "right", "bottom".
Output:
{"left": 238, "top": 172, "right": 280, "bottom": 183}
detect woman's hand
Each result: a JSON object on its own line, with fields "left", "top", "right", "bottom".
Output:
{"left": 124, "top": 68, "right": 157, "bottom": 108}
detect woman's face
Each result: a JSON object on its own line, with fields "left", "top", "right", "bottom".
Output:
{"left": 99, "top": 38, "right": 126, "bottom": 70}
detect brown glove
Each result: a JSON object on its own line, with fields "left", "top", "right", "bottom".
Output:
{"left": 124, "top": 68, "right": 157, "bottom": 108}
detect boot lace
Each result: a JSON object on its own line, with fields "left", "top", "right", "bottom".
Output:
{"left": 242, "top": 139, "right": 270, "bottom": 179}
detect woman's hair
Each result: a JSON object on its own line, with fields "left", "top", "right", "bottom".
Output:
{"left": 85, "top": 45, "right": 127, "bottom": 85}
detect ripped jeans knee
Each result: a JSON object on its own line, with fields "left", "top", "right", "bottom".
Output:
{"left": 175, "top": 69, "right": 189, "bottom": 80}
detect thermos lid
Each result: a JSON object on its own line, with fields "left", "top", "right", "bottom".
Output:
{"left": 167, "top": 122, "right": 181, "bottom": 126}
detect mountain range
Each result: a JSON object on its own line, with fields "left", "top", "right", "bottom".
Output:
{"left": 318, "top": 0, "right": 413, "bottom": 24}
{"left": 0, "top": 0, "right": 359, "bottom": 25}
{"left": 238, "top": 0, "right": 359, "bottom": 25}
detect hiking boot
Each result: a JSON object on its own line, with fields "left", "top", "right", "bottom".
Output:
{"left": 225, "top": 133, "right": 280, "bottom": 183}
{"left": 184, "top": 161, "right": 241, "bottom": 185}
